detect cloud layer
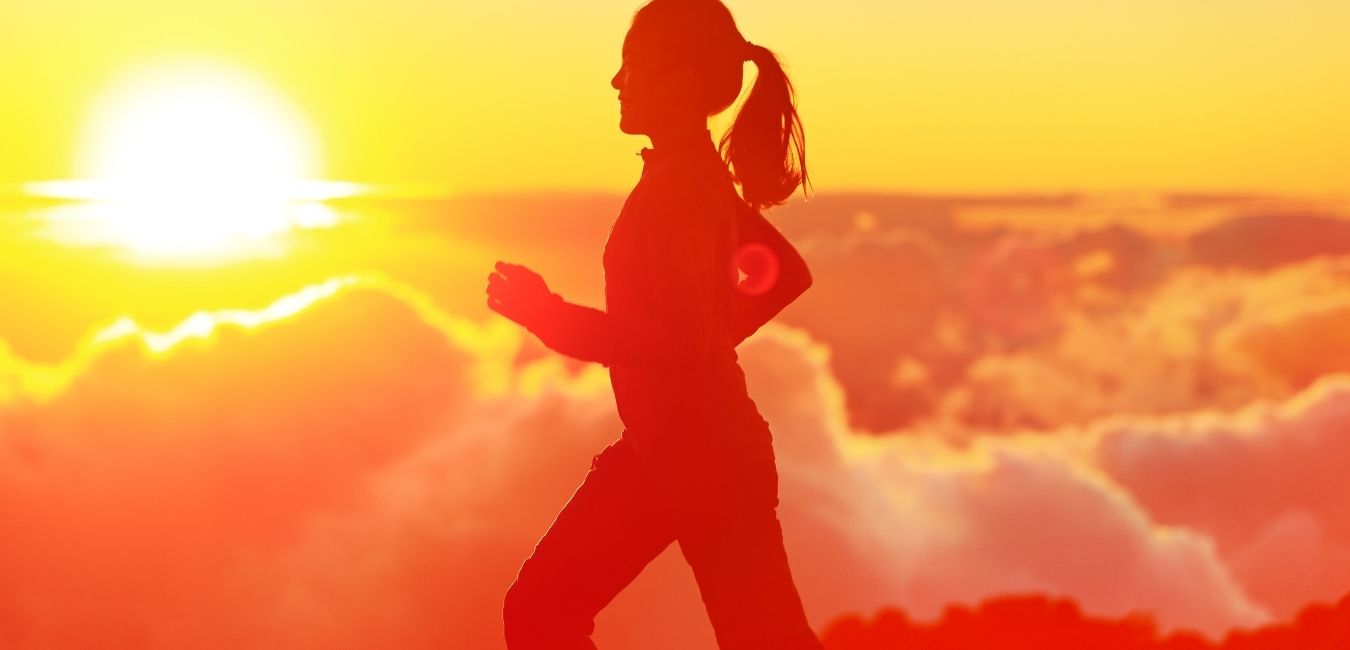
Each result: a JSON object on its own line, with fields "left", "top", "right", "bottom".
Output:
{"left": 4, "top": 193, "right": 1350, "bottom": 648}
{"left": 3, "top": 265, "right": 1346, "bottom": 647}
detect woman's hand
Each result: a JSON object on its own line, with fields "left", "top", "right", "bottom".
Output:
{"left": 486, "top": 261, "right": 563, "bottom": 331}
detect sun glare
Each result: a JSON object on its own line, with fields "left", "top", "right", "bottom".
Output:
{"left": 37, "top": 59, "right": 358, "bottom": 259}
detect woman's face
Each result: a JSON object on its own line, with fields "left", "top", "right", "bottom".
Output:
{"left": 610, "top": 28, "right": 691, "bottom": 136}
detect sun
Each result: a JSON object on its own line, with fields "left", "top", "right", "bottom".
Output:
{"left": 42, "top": 59, "right": 357, "bottom": 259}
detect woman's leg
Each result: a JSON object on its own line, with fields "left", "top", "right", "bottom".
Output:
{"left": 503, "top": 434, "right": 676, "bottom": 650}
{"left": 672, "top": 457, "right": 824, "bottom": 650}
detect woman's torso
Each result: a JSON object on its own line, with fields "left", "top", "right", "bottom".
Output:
{"left": 602, "top": 131, "right": 773, "bottom": 468}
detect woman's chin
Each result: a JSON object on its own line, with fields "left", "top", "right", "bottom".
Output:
{"left": 618, "top": 114, "right": 646, "bottom": 136}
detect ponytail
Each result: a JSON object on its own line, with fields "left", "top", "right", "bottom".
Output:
{"left": 720, "top": 43, "right": 810, "bottom": 211}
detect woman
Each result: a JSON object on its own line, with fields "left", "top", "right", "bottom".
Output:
{"left": 485, "top": 1, "right": 821, "bottom": 647}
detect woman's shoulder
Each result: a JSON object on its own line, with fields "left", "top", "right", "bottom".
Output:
{"left": 638, "top": 158, "right": 739, "bottom": 217}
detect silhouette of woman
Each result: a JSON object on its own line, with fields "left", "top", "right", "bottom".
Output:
{"left": 485, "top": 1, "right": 821, "bottom": 647}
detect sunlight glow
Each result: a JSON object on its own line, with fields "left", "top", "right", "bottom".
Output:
{"left": 0, "top": 276, "right": 347, "bottom": 405}
{"left": 94, "top": 277, "right": 355, "bottom": 355}
{"left": 0, "top": 273, "right": 549, "bottom": 406}
{"left": 55, "top": 59, "right": 357, "bottom": 258}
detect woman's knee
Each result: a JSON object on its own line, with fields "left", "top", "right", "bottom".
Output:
{"left": 502, "top": 577, "right": 543, "bottom": 637}
{"left": 503, "top": 574, "right": 596, "bottom": 648}
{"left": 502, "top": 572, "right": 572, "bottom": 634}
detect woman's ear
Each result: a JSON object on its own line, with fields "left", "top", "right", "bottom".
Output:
{"left": 670, "top": 64, "right": 698, "bottom": 102}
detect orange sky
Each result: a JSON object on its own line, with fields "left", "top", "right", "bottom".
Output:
{"left": 2, "top": 0, "right": 1348, "bottom": 195}
{"left": 6, "top": 4, "right": 1350, "bottom": 647}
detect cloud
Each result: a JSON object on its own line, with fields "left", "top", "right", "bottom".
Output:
{"left": 1189, "top": 212, "right": 1350, "bottom": 271}
{"left": 755, "top": 196, "right": 1350, "bottom": 436}
{"left": 740, "top": 327, "right": 1268, "bottom": 635}
{"left": 3, "top": 270, "right": 1346, "bottom": 648}
{"left": 1095, "top": 374, "right": 1350, "bottom": 619}
{"left": 0, "top": 282, "right": 478, "bottom": 648}
{"left": 921, "top": 255, "right": 1350, "bottom": 437}
{"left": 1214, "top": 257, "right": 1350, "bottom": 390}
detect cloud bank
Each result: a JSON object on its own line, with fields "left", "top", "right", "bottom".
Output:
{"left": 3, "top": 265, "right": 1346, "bottom": 648}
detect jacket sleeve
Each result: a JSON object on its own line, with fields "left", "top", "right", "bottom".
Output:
{"left": 523, "top": 172, "right": 722, "bottom": 368}
{"left": 520, "top": 296, "right": 621, "bottom": 365}
{"left": 728, "top": 204, "right": 814, "bottom": 346}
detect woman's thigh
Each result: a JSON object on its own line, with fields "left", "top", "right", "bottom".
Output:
{"left": 674, "top": 460, "right": 823, "bottom": 650}
{"left": 506, "top": 434, "right": 677, "bottom": 622}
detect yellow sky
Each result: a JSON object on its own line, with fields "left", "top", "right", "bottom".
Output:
{"left": 2, "top": 0, "right": 1348, "bottom": 195}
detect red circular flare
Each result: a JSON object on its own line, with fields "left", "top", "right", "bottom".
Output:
{"left": 732, "top": 242, "right": 781, "bottom": 297}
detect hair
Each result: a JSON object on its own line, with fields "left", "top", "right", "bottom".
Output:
{"left": 630, "top": 0, "right": 809, "bottom": 210}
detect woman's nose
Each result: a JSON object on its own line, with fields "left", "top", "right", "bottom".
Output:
{"left": 610, "top": 68, "right": 623, "bottom": 91}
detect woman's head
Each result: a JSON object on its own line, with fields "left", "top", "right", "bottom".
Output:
{"left": 610, "top": 0, "right": 809, "bottom": 210}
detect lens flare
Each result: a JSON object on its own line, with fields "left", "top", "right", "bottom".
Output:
{"left": 38, "top": 58, "right": 358, "bottom": 259}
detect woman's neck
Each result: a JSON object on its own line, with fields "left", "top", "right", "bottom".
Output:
{"left": 647, "top": 119, "right": 710, "bottom": 151}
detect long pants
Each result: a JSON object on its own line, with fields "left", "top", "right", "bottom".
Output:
{"left": 503, "top": 431, "right": 823, "bottom": 649}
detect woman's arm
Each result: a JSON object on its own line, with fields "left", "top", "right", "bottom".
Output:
{"left": 495, "top": 188, "right": 811, "bottom": 361}
{"left": 729, "top": 204, "right": 813, "bottom": 346}
{"left": 517, "top": 172, "right": 720, "bottom": 368}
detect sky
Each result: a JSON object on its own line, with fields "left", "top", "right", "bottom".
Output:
{"left": 3, "top": 3, "right": 1350, "bottom": 647}
{"left": 2, "top": 0, "right": 1348, "bottom": 195}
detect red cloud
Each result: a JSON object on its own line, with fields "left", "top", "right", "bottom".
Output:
{"left": 821, "top": 590, "right": 1350, "bottom": 650}
{"left": 1095, "top": 375, "right": 1350, "bottom": 619}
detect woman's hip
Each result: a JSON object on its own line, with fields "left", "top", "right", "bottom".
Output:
{"left": 617, "top": 423, "right": 780, "bottom": 527}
